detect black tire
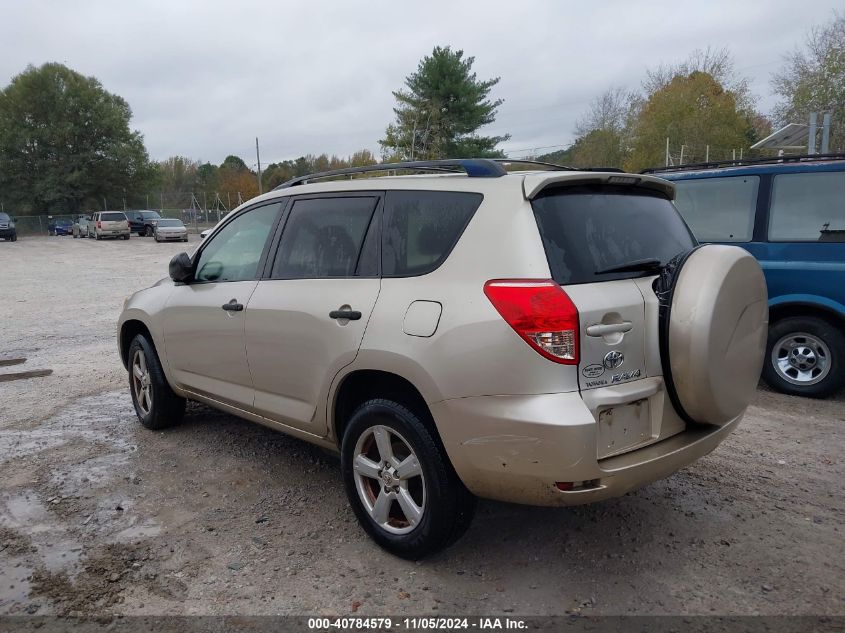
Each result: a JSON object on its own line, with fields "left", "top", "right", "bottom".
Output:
{"left": 127, "top": 334, "right": 185, "bottom": 430}
{"left": 762, "top": 316, "right": 845, "bottom": 398}
{"left": 145, "top": 226, "right": 153, "bottom": 237}
{"left": 123, "top": 234, "right": 130, "bottom": 240}
{"left": 341, "top": 399, "right": 476, "bottom": 559}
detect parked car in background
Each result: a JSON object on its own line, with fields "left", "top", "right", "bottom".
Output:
{"left": 127, "top": 210, "right": 162, "bottom": 236}
{"left": 153, "top": 218, "right": 189, "bottom": 242}
{"left": 0, "top": 213, "right": 16, "bottom": 241}
{"left": 199, "top": 228, "right": 211, "bottom": 240}
{"left": 48, "top": 217, "right": 73, "bottom": 236}
{"left": 73, "top": 215, "right": 92, "bottom": 238}
{"left": 90, "top": 211, "right": 130, "bottom": 240}
{"left": 648, "top": 154, "right": 845, "bottom": 398}
{"left": 118, "top": 158, "right": 767, "bottom": 558}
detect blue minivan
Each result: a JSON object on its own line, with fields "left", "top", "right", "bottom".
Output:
{"left": 647, "top": 156, "right": 845, "bottom": 398}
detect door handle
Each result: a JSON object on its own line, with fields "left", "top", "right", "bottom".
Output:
{"left": 329, "top": 309, "right": 362, "bottom": 320}
{"left": 586, "top": 321, "right": 632, "bottom": 337}
{"left": 221, "top": 300, "right": 244, "bottom": 312}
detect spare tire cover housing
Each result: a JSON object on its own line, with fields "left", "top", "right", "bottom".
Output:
{"left": 667, "top": 245, "right": 768, "bottom": 425}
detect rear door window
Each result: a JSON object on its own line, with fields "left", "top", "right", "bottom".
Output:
{"left": 769, "top": 172, "right": 845, "bottom": 242}
{"left": 531, "top": 185, "right": 696, "bottom": 285}
{"left": 673, "top": 176, "right": 758, "bottom": 242}
{"left": 271, "top": 196, "right": 378, "bottom": 279}
{"left": 382, "top": 190, "right": 482, "bottom": 277}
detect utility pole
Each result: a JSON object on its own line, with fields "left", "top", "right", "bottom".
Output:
{"left": 679, "top": 144, "right": 685, "bottom": 165}
{"left": 705, "top": 145, "right": 710, "bottom": 162}
{"left": 665, "top": 137, "right": 670, "bottom": 167}
{"left": 255, "top": 137, "right": 263, "bottom": 194}
{"left": 821, "top": 112, "right": 831, "bottom": 154}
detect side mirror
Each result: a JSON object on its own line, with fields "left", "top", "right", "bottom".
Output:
{"left": 169, "top": 252, "right": 194, "bottom": 283}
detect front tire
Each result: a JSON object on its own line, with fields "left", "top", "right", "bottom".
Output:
{"left": 128, "top": 334, "right": 185, "bottom": 429}
{"left": 341, "top": 399, "right": 475, "bottom": 559}
{"left": 762, "top": 316, "right": 845, "bottom": 398}
{"left": 145, "top": 226, "right": 153, "bottom": 237}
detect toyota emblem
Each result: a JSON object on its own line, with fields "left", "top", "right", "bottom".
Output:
{"left": 603, "top": 350, "right": 624, "bottom": 370}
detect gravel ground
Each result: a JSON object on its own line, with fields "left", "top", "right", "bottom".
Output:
{"left": 0, "top": 235, "right": 843, "bottom": 617}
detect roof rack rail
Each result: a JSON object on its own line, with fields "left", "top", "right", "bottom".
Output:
{"left": 490, "top": 159, "right": 576, "bottom": 171}
{"left": 641, "top": 152, "right": 845, "bottom": 174}
{"left": 273, "top": 158, "right": 509, "bottom": 189}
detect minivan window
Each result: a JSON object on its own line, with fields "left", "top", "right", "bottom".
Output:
{"left": 101, "top": 212, "right": 127, "bottom": 221}
{"left": 532, "top": 185, "right": 696, "bottom": 285}
{"left": 673, "top": 176, "right": 758, "bottom": 242}
{"left": 271, "top": 197, "right": 377, "bottom": 279}
{"left": 195, "top": 203, "right": 281, "bottom": 282}
{"left": 769, "top": 172, "right": 845, "bottom": 242}
{"left": 382, "top": 191, "right": 482, "bottom": 277}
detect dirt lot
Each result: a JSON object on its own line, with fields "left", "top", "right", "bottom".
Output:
{"left": 0, "top": 235, "right": 843, "bottom": 617}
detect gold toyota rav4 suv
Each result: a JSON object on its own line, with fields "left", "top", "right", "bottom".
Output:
{"left": 118, "top": 159, "right": 767, "bottom": 558}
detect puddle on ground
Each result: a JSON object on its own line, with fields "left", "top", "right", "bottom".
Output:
{"left": 0, "top": 391, "right": 163, "bottom": 609}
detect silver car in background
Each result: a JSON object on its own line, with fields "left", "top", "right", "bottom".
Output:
{"left": 153, "top": 218, "right": 189, "bottom": 242}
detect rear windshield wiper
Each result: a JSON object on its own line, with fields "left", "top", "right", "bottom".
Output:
{"left": 595, "top": 258, "right": 663, "bottom": 275}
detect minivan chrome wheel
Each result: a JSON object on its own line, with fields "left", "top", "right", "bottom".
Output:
{"left": 772, "top": 332, "right": 830, "bottom": 386}
{"left": 353, "top": 425, "right": 425, "bottom": 535}
{"left": 132, "top": 349, "right": 153, "bottom": 415}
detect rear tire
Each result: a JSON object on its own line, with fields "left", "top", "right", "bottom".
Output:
{"left": 128, "top": 334, "right": 185, "bottom": 430}
{"left": 341, "top": 399, "right": 476, "bottom": 559}
{"left": 762, "top": 316, "right": 845, "bottom": 398}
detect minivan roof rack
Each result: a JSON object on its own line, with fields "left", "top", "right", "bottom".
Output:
{"left": 641, "top": 152, "right": 845, "bottom": 174}
{"left": 274, "top": 158, "right": 509, "bottom": 189}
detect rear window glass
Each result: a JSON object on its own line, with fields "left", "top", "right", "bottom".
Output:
{"left": 769, "top": 172, "right": 845, "bottom": 242}
{"left": 0, "top": 213, "right": 9, "bottom": 221}
{"left": 532, "top": 186, "right": 696, "bottom": 285}
{"left": 673, "top": 176, "right": 758, "bottom": 242}
{"left": 382, "top": 191, "right": 482, "bottom": 277}
{"left": 102, "top": 212, "right": 126, "bottom": 221}
{"left": 156, "top": 219, "right": 183, "bottom": 227}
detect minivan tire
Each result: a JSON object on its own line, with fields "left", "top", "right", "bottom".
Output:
{"left": 341, "top": 399, "right": 476, "bottom": 559}
{"left": 763, "top": 316, "right": 845, "bottom": 398}
{"left": 128, "top": 334, "right": 186, "bottom": 430}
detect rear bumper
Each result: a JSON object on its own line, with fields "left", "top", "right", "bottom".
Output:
{"left": 430, "top": 387, "right": 740, "bottom": 506}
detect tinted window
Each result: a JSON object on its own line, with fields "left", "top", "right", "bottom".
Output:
{"left": 102, "top": 212, "right": 126, "bottom": 221}
{"left": 532, "top": 186, "right": 696, "bottom": 285}
{"left": 673, "top": 176, "right": 758, "bottom": 242}
{"left": 382, "top": 191, "right": 482, "bottom": 277}
{"left": 195, "top": 203, "right": 280, "bottom": 282}
{"left": 156, "top": 219, "right": 183, "bottom": 227}
{"left": 769, "top": 172, "right": 845, "bottom": 242}
{"left": 271, "top": 197, "right": 377, "bottom": 279}
{"left": 0, "top": 213, "right": 9, "bottom": 221}
{"left": 141, "top": 211, "right": 161, "bottom": 219}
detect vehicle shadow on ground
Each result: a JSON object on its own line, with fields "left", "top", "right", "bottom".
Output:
{"left": 173, "top": 402, "right": 707, "bottom": 571}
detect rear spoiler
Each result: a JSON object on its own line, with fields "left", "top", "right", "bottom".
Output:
{"left": 522, "top": 172, "right": 675, "bottom": 200}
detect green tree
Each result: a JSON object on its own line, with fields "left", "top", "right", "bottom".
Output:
{"left": 0, "top": 63, "right": 153, "bottom": 213}
{"left": 380, "top": 46, "right": 509, "bottom": 160}
{"left": 568, "top": 87, "right": 634, "bottom": 168}
{"left": 772, "top": 12, "right": 844, "bottom": 151}
{"left": 625, "top": 70, "right": 758, "bottom": 171}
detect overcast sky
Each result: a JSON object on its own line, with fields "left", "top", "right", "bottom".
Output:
{"left": 2, "top": 0, "right": 840, "bottom": 167}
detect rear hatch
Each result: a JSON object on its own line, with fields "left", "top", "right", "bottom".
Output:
{"left": 529, "top": 180, "right": 697, "bottom": 457}
{"left": 100, "top": 212, "right": 128, "bottom": 231}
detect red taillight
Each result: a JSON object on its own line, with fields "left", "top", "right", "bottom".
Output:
{"left": 484, "top": 279, "right": 579, "bottom": 365}
{"left": 97, "top": 221, "right": 102, "bottom": 229}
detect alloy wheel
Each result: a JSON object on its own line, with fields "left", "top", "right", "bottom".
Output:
{"left": 772, "top": 332, "right": 831, "bottom": 386}
{"left": 352, "top": 425, "right": 426, "bottom": 535}
{"left": 132, "top": 349, "right": 153, "bottom": 416}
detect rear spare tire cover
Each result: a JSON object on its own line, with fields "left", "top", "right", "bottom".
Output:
{"left": 667, "top": 244, "right": 768, "bottom": 425}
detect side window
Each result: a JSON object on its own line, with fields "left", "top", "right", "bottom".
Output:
{"left": 672, "top": 176, "right": 758, "bottom": 242}
{"left": 195, "top": 203, "right": 281, "bottom": 282}
{"left": 382, "top": 191, "right": 483, "bottom": 277}
{"left": 769, "top": 172, "right": 845, "bottom": 242}
{"left": 271, "top": 197, "right": 377, "bottom": 279}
